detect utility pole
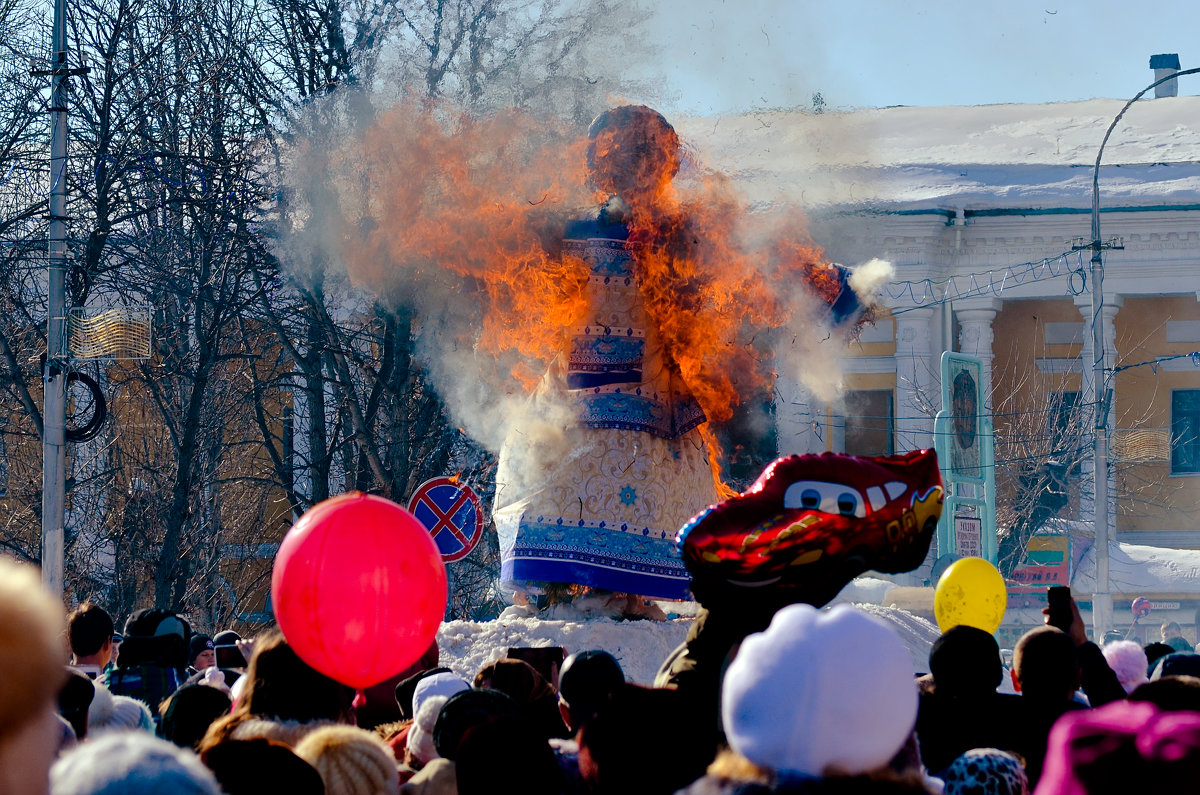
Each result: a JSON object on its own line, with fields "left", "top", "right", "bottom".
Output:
{"left": 1085, "top": 65, "right": 1200, "bottom": 639}
{"left": 1085, "top": 194, "right": 1115, "bottom": 640}
{"left": 40, "top": 0, "right": 76, "bottom": 597}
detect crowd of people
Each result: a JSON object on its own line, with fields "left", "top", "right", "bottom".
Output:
{"left": 7, "top": 552, "right": 1200, "bottom": 794}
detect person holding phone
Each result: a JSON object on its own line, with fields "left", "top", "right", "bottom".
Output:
{"left": 1004, "top": 587, "right": 1126, "bottom": 785}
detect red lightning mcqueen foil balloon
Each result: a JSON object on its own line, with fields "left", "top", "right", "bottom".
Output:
{"left": 678, "top": 449, "right": 944, "bottom": 608}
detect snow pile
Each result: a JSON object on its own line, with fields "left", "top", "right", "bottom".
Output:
{"left": 435, "top": 599, "right": 940, "bottom": 684}
{"left": 437, "top": 609, "right": 691, "bottom": 686}
{"left": 1073, "top": 540, "right": 1200, "bottom": 595}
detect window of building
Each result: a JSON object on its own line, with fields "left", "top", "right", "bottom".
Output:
{"left": 1049, "top": 390, "right": 1082, "bottom": 476}
{"left": 842, "top": 389, "right": 894, "bottom": 457}
{"left": 1172, "top": 390, "right": 1200, "bottom": 474}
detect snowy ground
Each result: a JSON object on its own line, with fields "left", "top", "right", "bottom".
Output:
{"left": 436, "top": 586, "right": 943, "bottom": 685}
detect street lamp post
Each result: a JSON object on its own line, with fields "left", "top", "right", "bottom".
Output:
{"left": 1087, "top": 66, "right": 1200, "bottom": 639}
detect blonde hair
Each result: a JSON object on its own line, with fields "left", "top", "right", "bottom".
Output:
{"left": 0, "top": 557, "right": 67, "bottom": 744}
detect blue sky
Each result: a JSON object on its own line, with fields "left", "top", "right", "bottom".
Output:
{"left": 642, "top": 0, "right": 1200, "bottom": 113}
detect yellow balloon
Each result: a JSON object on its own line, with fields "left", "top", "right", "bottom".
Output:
{"left": 933, "top": 557, "right": 1007, "bottom": 634}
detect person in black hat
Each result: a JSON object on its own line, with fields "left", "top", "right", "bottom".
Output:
{"left": 556, "top": 650, "right": 625, "bottom": 735}
{"left": 188, "top": 635, "right": 216, "bottom": 677}
{"left": 552, "top": 650, "right": 626, "bottom": 795}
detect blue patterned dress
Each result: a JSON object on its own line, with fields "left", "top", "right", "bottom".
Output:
{"left": 492, "top": 218, "right": 720, "bottom": 599}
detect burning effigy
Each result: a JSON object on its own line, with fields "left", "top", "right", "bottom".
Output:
{"left": 491, "top": 107, "right": 721, "bottom": 606}
{"left": 295, "top": 99, "right": 894, "bottom": 614}
{"left": 491, "top": 106, "right": 881, "bottom": 609}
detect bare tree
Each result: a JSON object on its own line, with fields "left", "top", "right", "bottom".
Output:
{"left": 0, "top": 0, "right": 660, "bottom": 622}
{"left": 252, "top": 0, "right": 650, "bottom": 619}
{"left": 988, "top": 326, "right": 1170, "bottom": 577}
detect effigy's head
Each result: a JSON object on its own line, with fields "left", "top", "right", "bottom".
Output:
{"left": 586, "top": 105, "right": 680, "bottom": 204}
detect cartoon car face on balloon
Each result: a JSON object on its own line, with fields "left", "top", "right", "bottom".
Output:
{"left": 678, "top": 449, "right": 944, "bottom": 609}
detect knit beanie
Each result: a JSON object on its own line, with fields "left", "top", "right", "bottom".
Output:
{"left": 394, "top": 667, "right": 452, "bottom": 721}
{"left": 1102, "top": 640, "right": 1149, "bottom": 694}
{"left": 293, "top": 725, "right": 400, "bottom": 795}
{"left": 942, "top": 748, "right": 1028, "bottom": 795}
{"left": 49, "top": 731, "right": 222, "bottom": 795}
{"left": 721, "top": 602, "right": 917, "bottom": 777}
{"left": 189, "top": 635, "right": 215, "bottom": 667}
{"left": 410, "top": 672, "right": 469, "bottom": 718}
{"left": 406, "top": 694, "right": 448, "bottom": 766}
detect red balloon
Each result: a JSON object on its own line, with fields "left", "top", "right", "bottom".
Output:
{"left": 271, "top": 492, "right": 448, "bottom": 689}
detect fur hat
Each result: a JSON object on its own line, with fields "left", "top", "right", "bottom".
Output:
{"left": 406, "top": 694, "right": 448, "bottom": 766}
{"left": 721, "top": 603, "right": 917, "bottom": 777}
{"left": 88, "top": 683, "right": 154, "bottom": 735}
{"left": 1102, "top": 640, "right": 1149, "bottom": 694}
{"left": 49, "top": 731, "right": 222, "bottom": 795}
{"left": 293, "top": 725, "right": 399, "bottom": 795}
{"left": 942, "top": 748, "right": 1028, "bottom": 795}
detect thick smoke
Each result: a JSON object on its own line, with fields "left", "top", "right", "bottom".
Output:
{"left": 271, "top": 98, "right": 893, "bottom": 472}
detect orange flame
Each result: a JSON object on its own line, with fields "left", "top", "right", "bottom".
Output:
{"left": 327, "top": 100, "right": 847, "bottom": 476}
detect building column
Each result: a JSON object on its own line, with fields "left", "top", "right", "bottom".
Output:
{"left": 893, "top": 306, "right": 939, "bottom": 452}
{"left": 955, "top": 298, "right": 1001, "bottom": 410}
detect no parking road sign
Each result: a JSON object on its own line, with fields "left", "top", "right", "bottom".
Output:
{"left": 408, "top": 477, "right": 485, "bottom": 563}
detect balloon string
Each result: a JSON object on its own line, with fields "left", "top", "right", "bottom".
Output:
{"left": 353, "top": 689, "right": 367, "bottom": 709}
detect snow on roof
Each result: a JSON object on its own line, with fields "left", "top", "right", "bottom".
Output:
{"left": 676, "top": 98, "right": 1200, "bottom": 212}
